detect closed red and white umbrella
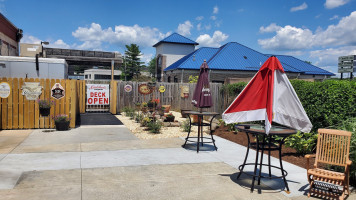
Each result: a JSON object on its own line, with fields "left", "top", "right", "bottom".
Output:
{"left": 222, "top": 56, "right": 312, "bottom": 134}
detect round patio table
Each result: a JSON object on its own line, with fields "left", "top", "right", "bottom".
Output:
{"left": 235, "top": 124, "right": 297, "bottom": 193}
{"left": 182, "top": 111, "right": 219, "bottom": 153}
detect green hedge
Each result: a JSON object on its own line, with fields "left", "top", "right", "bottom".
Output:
{"left": 223, "top": 79, "right": 356, "bottom": 132}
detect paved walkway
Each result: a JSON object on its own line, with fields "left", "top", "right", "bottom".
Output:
{"left": 0, "top": 125, "right": 354, "bottom": 200}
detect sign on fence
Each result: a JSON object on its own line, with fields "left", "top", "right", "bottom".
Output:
{"left": 87, "top": 84, "right": 110, "bottom": 105}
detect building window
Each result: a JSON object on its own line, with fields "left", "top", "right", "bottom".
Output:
{"left": 85, "top": 75, "right": 88, "bottom": 79}
{"left": 167, "top": 76, "right": 171, "bottom": 82}
{"left": 89, "top": 74, "right": 91, "bottom": 79}
{"left": 174, "top": 76, "right": 178, "bottom": 83}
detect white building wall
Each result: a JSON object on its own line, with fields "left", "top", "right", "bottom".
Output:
{"left": 156, "top": 43, "right": 195, "bottom": 68}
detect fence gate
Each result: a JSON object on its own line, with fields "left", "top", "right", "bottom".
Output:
{"left": 83, "top": 80, "right": 117, "bottom": 114}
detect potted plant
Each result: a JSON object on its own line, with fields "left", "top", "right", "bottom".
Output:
{"left": 165, "top": 112, "right": 175, "bottom": 122}
{"left": 147, "top": 99, "right": 159, "bottom": 109}
{"left": 37, "top": 99, "right": 54, "bottom": 116}
{"left": 53, "top": 114, "right": 70, "bottom": 131}
{"left": 156, "top": 105, "right": 165, "bottom": 116}
{"left": 141, "top": 102, "right": 148, "bottom": 113}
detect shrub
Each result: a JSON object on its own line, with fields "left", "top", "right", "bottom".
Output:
{"left": 147, "top": 121, "right": 162, "bottom": 133}
{"left": 336, "top": 117, "right": 356, "bottom": 185}
{"left": 282, "top": 131, "right": 318, "bottom": 155}
{"left": 180, "top": 119, "right": 190, "bottom": 132}
{"left": 122, "top": 107, "right": 135, "bottom": 118}
{"left": 37, "top": 99, "right": 55, "bottom": 108}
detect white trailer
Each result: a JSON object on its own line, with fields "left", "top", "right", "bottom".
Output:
{"left": 0, "top": 56, "right": 68, "bottom": 79}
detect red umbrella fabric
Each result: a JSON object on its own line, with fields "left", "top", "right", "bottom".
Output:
{"left": 222, "top": 56, "right": 312, "bottom": 134}
{"left": 192, "top": 61, "right": 213, "bottom": 108}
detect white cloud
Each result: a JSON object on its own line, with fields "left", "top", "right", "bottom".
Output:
{"left": 176, "top": 20, "right": 193, "bottom": 36}
{"left": 21, "top": 34, "right": 42, "bottom": 44}
{"left": 205, "top": 24, "right": 212, "bottom": 30}
{"left": 329, "top": 15, "right": 339, "bottom": 20}
{"left": 324, "top": 0, "right": 349, "bottom": 9}
{"left": 213, "top": 6, "right": 219, "bottom": 14}
{"left": 196, "top": 31, "right": 228, "bottom": 47}
{"left": 72, "top": 23, "right": 167, "bottom": 50}
{"left": 259, "top": 23, "right": 281, "bottom": 33}
{"left": 258, "top": 25, "right": 314, "bottom": 50}
{"left": 197, "top": 23, "right": 202, "bottom": 31}
{"left": 310, "top": 46, "right": 356, "bottom": 66}
{"left": 49, "top": 39, "right": 71, "bottom": 49}
{"left": 258, "top": 11, "right": 356, "bottom": 50}
{"left": 139, "top": 53, "right": 153, "bottom": 65}
{"left": 210, "top": 16, "right": 217, "bottom": 20}
{"left": 290, "top": 2, "right": 308, "bottom": 12}
{"left": 196, "top": 16, "right": 204, "bottom": 21}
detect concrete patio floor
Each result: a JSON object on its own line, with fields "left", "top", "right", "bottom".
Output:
{"left": 0, "top": 125, "right": 354, "bottom": 200}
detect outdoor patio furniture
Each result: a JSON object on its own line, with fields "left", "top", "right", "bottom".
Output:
{"left": 305, "top": 128, "right": 352, "bottom": 200}
{"left": 182, "top": 111, "right": 219, "bottom": 153}
{"left": 235, "top": 124, "right": 297, "bottom": 193}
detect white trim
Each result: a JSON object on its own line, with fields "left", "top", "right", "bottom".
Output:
{"left": 222, "top": 108, "right": 266, "bottom": 124}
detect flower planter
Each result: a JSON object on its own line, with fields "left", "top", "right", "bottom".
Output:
{"left": 165, "top": 116, "right": 175, "bottom": 122}
{"left": 192, "top": 115, "right": 199, "bottom": 123}
{"left": 141, "top": 107, "right": 148, "bottom": 113}
{"left": 162, "top": 105, "right": 171, "bottom": 113}
{"left": 39, "top": 107, "right": 51, "bottom": 116}
{"left": 55, "top": 121, "right": 70, "bottom": 131}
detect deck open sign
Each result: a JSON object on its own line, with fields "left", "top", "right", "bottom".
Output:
{"left": 87, "top": 84, "right": 110, "bottom": 105}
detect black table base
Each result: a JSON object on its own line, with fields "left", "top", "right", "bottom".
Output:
{"left": 236, "top": 131, "right": 290, "bottom": 193}
{"left": 183, "top": 113, "right": 218, "bottom": 153}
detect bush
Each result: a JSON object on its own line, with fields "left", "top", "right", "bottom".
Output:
{"left": 122, "top": 107, "right": 135, "bottom": 118}
{"left": 336, "top": 117, "right": 356, "bottom": 185}
{"left": 180, "top": 119, "right": 190, "bottom": 132}
{"left": 283, "top": 131, "right": 318, "bottom": 154}
{"left": 147, "top": 120, "right": 162, "bottom": 133}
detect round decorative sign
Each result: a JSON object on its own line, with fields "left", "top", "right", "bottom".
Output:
{"left": 159, "top": 86, "right": 165, "bottom": 93}
{"left": 124, "top": 84, "right": 132, "bottom": 93}
{"left": 0, "top": 82, "right": 11, "bottom": 98}
{"left": 138, "top": 84, "right": 152, "bottom": 95}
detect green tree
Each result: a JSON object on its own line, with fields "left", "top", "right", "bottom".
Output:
{"left": 148, "top": 57, "right": 157, "bottom": 77}
{"left": 123, "top": 44, "right": 143, "bottom": 80}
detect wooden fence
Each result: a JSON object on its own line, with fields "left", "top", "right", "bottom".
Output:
{"left": 0, "top": 78, "right": 83, "bottom": 129}
{"left": 116, "top": 82, "right": 224, "bottom": 115}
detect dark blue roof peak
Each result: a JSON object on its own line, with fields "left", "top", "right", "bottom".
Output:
{"left": 153, "top": 33, "right": 199, "bottom": 47}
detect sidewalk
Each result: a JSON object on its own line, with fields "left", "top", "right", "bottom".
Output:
{"left": 0, "top": 125, "right": 353, "bottom": 200}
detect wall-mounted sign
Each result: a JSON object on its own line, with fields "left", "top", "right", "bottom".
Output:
{"left": 159, "top": 86, "right": 165, "bottom": 93}
{"left": 180, "top": 86, "right": 189, "bottom": 98}
{"left": 138, "top": 84, "right": 152, "bottom": 95}
{"left": 124, "top": 84, "right": 132, "bottom": 93}
{"left": 21, "top": 82, "right": 42, "bottom": 100}
{"left": 87, "top": 84, "right": 110, "bottom": 105}
{"left": 51, "top": 83, "right": 65, "bottom": 99}
{"left": 338, "top": 55, "right": 356, "bottom": 73}
{"left": 0, "top": 82, "right": 11, "bottom": 98}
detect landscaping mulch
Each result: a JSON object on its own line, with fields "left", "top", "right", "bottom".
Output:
{"left": 213, "top": 124, "right": 315, "bottom": 169}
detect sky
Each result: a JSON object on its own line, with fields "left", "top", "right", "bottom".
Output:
{"left": 1, "top": 0, "right": 356, "bottom": 76}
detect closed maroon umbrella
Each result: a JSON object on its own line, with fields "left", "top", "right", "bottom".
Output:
{"left": 192, "top": 60, "right": 213, "bottom": 109}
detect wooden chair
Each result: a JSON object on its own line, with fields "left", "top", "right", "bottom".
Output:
{"left": 305, "top": 129, "right": 352, "bottom": 200}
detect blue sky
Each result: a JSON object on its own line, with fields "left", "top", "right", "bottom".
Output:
{"left": 1, "top": 0, "right": 356, "bottom": 75}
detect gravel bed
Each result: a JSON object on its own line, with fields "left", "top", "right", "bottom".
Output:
{"left": 115, "top": 111, "right": 212, "bottom": 140}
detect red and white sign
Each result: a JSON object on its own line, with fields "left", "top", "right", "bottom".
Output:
{"left": 86, "top": 84, "right": 110, "bottom": 105}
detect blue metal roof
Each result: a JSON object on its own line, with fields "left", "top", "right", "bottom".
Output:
{"left": 164, "top": 42, "right": 335, "bottom": 77}
{"left": 164, "top": 47, "right": 219, "bottom": 71}
{"left": 153, "top": 33, "right": 199, "bottom": 47}
{"left": 272, "top": 55, "right": 335, "bottom": 76}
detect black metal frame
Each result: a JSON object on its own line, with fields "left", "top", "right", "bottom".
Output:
{"left": 183, "top": 113, "right": 218, "bottom": 153}
{"left": 235, "top": 125, "right": 294, "bottom": 193}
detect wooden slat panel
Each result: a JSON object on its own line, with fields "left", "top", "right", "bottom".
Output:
{"left": 60, "top": 79, "right": 66, "bottom": 114}
{"left": 65, "top": 80, "right": 70, "bottom": 116}
{"left": 7, "top": 78, "right": 13, "bottom": 129}
{"left": 70, "top": 80, "right": 76, "bottom": 128}
{"left": 1, "top": 78, "right": 7, "bottom": 129}
{"left": 44, "top": 79, "right": 51, "bottom": 128}
{"left": 34, "top": 78, "right": 40, "bottom": 128}
{"left": 81, "top": 80, "right": 86, "bottom": 113}
{"left": 23, "top": 78, "right": 30, "bottom": 129}
{"left": 54, "top": 79, "right": 60, "bottom": 116}
{"left": 12, "top": 78, "right": 19, "bottom": 129}
{"left": 28, "top": 78, "right": 35, "bottom": 129}
{"left": 39, "top": 79, "right": 45, "bottom": 128}
{"left": 50, "top": 79, "right": 56, "bottom": 128}
{"left": 18, "top": 78, "right": 24, "bottom": 129}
